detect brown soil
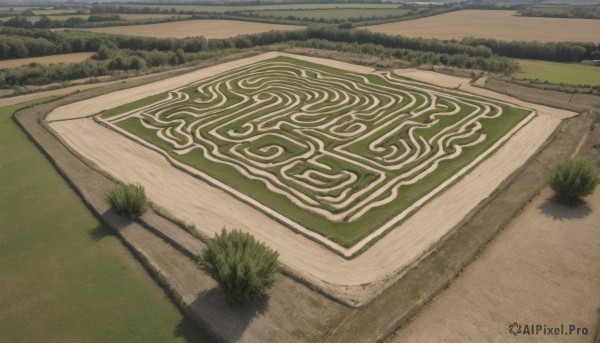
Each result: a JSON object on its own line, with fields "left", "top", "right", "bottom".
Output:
{"left": 367, "top": 10, "right": 600, "bottom": 43}
{"left": 390, "top": 186, "right": 600, "bottom": 342}
{"left": 84, "top": 20, "right": 303, "bottom": 39}
{"left": 0, "top": 52, "right": 95, "bottom": 69}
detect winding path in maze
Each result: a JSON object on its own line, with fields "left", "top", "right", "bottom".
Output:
{"left": 47, "top": 53, "right": 575, "bottom": 305}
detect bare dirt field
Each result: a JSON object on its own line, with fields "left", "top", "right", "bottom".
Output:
{"left": 45, "top": 53, "right": 575, "bottom": 306}
{"left": 367, "top": 10, "right": 600, "bottom": 43}
{"left": 391, "top": 188, "right": 600, "bottom": 342}
{"left": 0, "top": 52, "right": 94, "bottom": 69}
{"left": 84, "top": 20, "right": 303, "bottom": 39}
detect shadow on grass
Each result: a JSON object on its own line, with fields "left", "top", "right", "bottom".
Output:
{"left": 174, "top": 317, "right": 213, "bottom": 343}
{"left": 88, "top": 224, "right": 113, "bottom": 241}
{"left": 187, "top": 288, "right": 270, "bottom": 342}
{"left": 537, "top": 198, "right": 591, "bottom": 220}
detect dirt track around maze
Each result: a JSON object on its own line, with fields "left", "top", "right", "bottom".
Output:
{"left": 46, "top": 53, "right": 575, "bottom": 305}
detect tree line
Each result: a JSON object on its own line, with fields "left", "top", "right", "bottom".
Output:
{"left": 1, "top": 25, "right": 598, "bottom": 62}
{"left": 1, "top": 25, "right": 599, "bottom": 87}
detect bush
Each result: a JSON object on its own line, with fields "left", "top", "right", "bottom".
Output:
{"left": 105, "top": 183, "right": 149, "bottom": 217}
{"left": 547, "top": 157, "right": 599, "bottom": 204}
{"left": 198, "top": 228, "right": 279, "bottom": 304}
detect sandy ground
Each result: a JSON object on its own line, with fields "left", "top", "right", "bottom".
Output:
{"left": 47, "top": 54, "right": 575, "bottom": 305}
{"left": 0, "top": 52, "right": 95, "bottom": 69}
{"left": 394, "top": 68, "right": 470, "bottom": 89}
{"left": 391, "top": 188, "right": 600, "bottom": 342}
{"left": 367, "top": 10, "right": 600, "bottom": 43}
{"left": 83, "top": 20, "right": 303, "bottom": 39}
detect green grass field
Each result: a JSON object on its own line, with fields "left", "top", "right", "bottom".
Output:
{"left": 517, "top": 59, "right": 600, "bottom": 87}
{"left": 102, "top": 57, "right": 531, "bottom": 247}
{"left": 0, "top": 100, "right": 208, "bottom": 342}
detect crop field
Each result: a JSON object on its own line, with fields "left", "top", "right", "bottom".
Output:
{"left": 98, "top": 56, "right": 532, "bottom": 247}
{"left": 0, "top": 13, "right": 189, "bottom": 23}
{"left": 123, "top": 3, "right": 403, "bottom": 12}
{"left": 517, "top": 59, "right": 600, "bottom": 86}
{"left": 85, "top": 20, "right": 303, "bottom": 39}
{"left": 252, "top": 8, "right": 410, "bottom": 20}
{"left": 367, "top": 10, "right": 600, "bottom": 43}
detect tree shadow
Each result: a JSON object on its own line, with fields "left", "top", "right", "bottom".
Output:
{"left": 537, "top": 198, "right": 591, "bottom": 220}
{"left": 186, "top": 288, "right": 270, "bottom": 342}
{"left": 88, "top": 224, "right": 113, "bottom": 241}
{"left": 174, "top": 316, "right": 214, "bottom": 343}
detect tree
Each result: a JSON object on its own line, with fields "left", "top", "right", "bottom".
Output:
{"left": 198, "top": 228, "right": 279, "bottom": 304}
{"left": 105, "top": 183, "right": 149, "bottom": 217}
{"left": 547, "top": 157, "right": 599, "bottom": 204}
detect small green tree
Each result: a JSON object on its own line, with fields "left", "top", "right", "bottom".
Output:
{"left": 547, "top": 157, "right": 599, "bottom": 204}
{"left": 198, "top": 228, "right": 279, "bottom": 304}
{"left": 105, "top": 183, "right": 149, "bottom": 217}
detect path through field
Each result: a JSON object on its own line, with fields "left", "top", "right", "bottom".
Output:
{"left": 84, "top": 19, "right": 303, "bottom": 39}
{"left": 367, "top": 10, "right": 600, "bottom": 43}
{"left": 46, "top": 53, "right": 575, "bottom": 305}
{"left": 391, "top": 188, "right": 600, "bottom": 342}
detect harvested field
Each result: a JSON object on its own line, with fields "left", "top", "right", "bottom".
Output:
{"left": 0, "top": 52, "right": 95, "bottom": 69}
{"left": 85, "top": 20, "right": 303, "bottom": 39}
{"left": 46, "top": 53, "right": 575, "bottom": 305}
{"left": 367, "top": 10, "right": 600, "bottom": 43}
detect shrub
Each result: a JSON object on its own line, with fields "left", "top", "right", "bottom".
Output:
{"left": 198, "top": 228, "right": 279, "bottom": 304}
{"left": 547, "top": 157, "right": 599, "bottom": 204}
{"left": 105, "top": 183, "right": 149, "bottom": 217}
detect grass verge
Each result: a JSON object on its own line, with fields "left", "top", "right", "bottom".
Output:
{"left": 0, "top": 99, "right": 208, "bottom": 342}
{"left": 517, "top": 59, "right": 600, "bottom": 87}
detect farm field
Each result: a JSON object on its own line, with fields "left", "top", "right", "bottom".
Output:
{"left": 367, "top": 10, "right": 600, "bottom": 43}
{"left": 123, "top": 3, "right": 404, "bottom": 12}
{"left": 251, "top": 8, "right": 410, "bottom": 20}
{"left": 517, "top": 59, "right": 600, "bottom": 86}
{"left": 0, "top": 13, "right": 189, "bottom": 23}
{"left": 0, "top": 100, "right": 207, "bottom": 342}
{"left": 97, "top": 56, "right": 532, "bottom": 248}
{"left": 0, "top": 52, "right": 94, "bottom": 69}
{"left": 84, "top": 19, "right": 303, "bottom": 39}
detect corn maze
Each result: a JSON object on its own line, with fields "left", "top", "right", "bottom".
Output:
{"left": 99, "top": 56, "right": 532, "bottom": 249}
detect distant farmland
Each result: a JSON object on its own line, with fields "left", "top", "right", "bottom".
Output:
{"left": 367, "top": 10, "right": 600, "bottom": 43}
{"left": 0, "top": 52, "right": 94, "bottom": 69}
{"left": 85, "top": 20, "right": 303, "bottom": 39}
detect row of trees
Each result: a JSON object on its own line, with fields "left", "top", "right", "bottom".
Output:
{"left": 2, "top": 25, "right": 598, "bottom": 62}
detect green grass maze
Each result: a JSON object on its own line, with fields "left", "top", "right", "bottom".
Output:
{"left": 99, "top": 56, "right": 532, "bottom": 250}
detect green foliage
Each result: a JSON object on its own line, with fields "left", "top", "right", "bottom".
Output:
{"left": 105, "top": 182, "right": 149, "bottom": 216}
{"left": 547, "top": 157, "right": 599, "bottom": 204}
{"left": 198, "top": 228, "right": 279, "bottom": 304}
